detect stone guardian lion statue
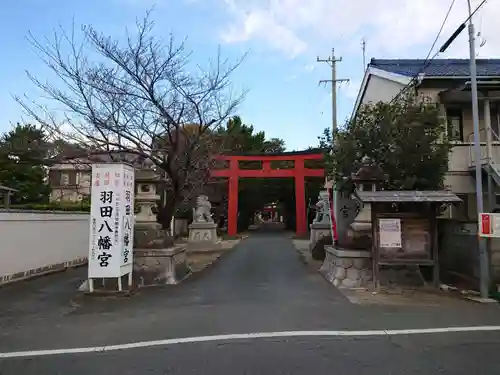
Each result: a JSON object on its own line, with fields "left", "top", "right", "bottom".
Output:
{"left": 193, "top": 195, "right": 214, "bottom": 223}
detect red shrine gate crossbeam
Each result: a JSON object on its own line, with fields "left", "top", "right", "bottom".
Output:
{"left": 210, "top": 152, "right": 325, "bottom": 236}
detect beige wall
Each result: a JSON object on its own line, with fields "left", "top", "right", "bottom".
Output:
{"left": 0, "top": 210, "right": 89, "bottom": 284}
{"left": 50, "top": 187, "right": 91, "bottom": 202}
{"left": 50, "top": 166, "right": 92, "bottom": 203}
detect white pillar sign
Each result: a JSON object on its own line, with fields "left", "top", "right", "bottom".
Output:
{"left": 88, "top": 163, "right": 135, "bottom": 279}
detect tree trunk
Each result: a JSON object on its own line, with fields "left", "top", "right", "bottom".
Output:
{"left": 158, "top": 197, "right": 176, "bottom": 231}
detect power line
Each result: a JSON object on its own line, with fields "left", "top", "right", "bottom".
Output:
{"left": 439, "top": 0, "right": 487, "bottom": 53}
{"left": 396, "top": 0, "right": 488, "bottom": 101}
{"left": 426, "top": 0, "right": 457, "bottom": 60}
{"left": 386, "top": 0, "right": 457, "bottom": 105}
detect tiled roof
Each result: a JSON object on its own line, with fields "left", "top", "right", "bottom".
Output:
{"left": 370, "top": 58, "right": 500, "bottom": 78}
{"left": 357, "top": 190, "right": 462, "bottom": 203}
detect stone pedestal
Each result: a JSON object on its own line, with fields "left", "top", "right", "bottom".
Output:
{"left": 133, "top": 246, "right": 189, "bottom": 286}
{"left": 309, "top": 222, "right": 331, "bottom": 250}
{"left": 320, "top": 246, "right": 372, "bottom": 289}
{"left": 188, "top": 222, "right": 218, "bottom": 244}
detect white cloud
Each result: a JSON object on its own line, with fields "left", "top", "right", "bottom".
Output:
{"left": 218, "top": 0, "right": 500, "bottom": 59}
{"left": 220, "top": 0, "right": 307, "bottom": 57}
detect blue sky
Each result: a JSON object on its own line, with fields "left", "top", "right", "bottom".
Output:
{"left": 0, "top": 0, "right": 497, "bottom": 150}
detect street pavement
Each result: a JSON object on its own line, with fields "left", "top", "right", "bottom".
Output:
{"left": 1, "top": 232, "right": 500, "bottom": 374}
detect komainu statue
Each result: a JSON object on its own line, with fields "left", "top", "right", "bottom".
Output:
{"left": 193, "top": 195, "right": 214, "bottom": 223}
{"left": 313, "top": 191, "right": 330, "bottom": 224}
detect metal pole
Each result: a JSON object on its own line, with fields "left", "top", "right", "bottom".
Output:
{"left": 331, "top": 48, "right": 337, "bottom": 137}
{"left": 330, "top": 50, "right": 338, "bottom": 241}
{"left": 468, "top": 0, "right": 490, "bottom": 298}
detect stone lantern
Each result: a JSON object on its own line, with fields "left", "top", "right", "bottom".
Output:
{"left": 349, "top": 155, "right": 387, "bottom": 235}
{"left": 132, "top": 160, "right": 188, "bottom": 287}
{"left": 134, "top": 160, "right": 161, "bottom": 230}
{"left": 320, "top": 156, "right": 386, "bottom": 289}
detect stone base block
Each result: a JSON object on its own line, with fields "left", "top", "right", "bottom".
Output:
{"left": 320, "top": 246, "right": 372, "bottom": 289}
{"left": 187, "top": 241, "right": 224, "bottom": 252}
{"left": 309, "top": 222, "right": 331, "bottom": 250}
{"left": 133, "top": 245, "right": 189, "bottom": 286}
{"left": 188, "top": 222, "right": 218, "bottom": 244}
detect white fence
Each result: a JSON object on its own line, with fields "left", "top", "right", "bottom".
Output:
{"left": 0, "top": 210, "right": 89, "bottom": 285}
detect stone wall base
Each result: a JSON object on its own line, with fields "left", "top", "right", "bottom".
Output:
{"left": 133, "top": 246, "right": 189, "bottom": 286}
{"left": 320, "top": 246, "right": 372, "bottom": 289}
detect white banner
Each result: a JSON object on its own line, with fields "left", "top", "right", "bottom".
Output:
{"left": 88, "top": 163, "right": 135, "bottom": 278}
{"left": 378, "top": 218, "right": 402, "bottom": 248}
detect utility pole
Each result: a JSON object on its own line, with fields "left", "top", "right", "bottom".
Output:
{"left": 317, "top": 49, "right": 349, "bottom": 242}
{"left": 467, "top": 0, "right": 490, "bottom": 300}
{"left": 439, "top": 0, "right": 489, "bottom": 299}
{"left": 317, "top": 48, "right": 349, "bottom": 141}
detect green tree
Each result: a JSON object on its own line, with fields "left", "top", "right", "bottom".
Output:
{"left": 215, "top": 116, "right": 291, "bottom": 230}
{"left": 319, "top": 94, "right": 451, "bottom": 191}
{"left": 0, "top": 123, "right": 51, "bottom": 204}
{"left": 222, "top": 116, "right": 285, "bottom": 154}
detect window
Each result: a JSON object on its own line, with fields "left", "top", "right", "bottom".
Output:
{"left": 76, "top": 172, "right": 91, "bottom": 187}
{"left": 446, "top": 107, "right": 463, "bottom": 141}
{"left": 60, "top": 173, "right": 69, "bottom": 186}
{"left": 361, "top": 183, "right": 373, "bottom": 192}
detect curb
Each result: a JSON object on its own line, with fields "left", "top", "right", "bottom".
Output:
{"left": 0, "top": 259, "right": 88, "bottom": 288}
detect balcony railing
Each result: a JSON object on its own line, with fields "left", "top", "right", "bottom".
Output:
{"left": 468, "top": 128, "right": 500, "bottom": 167}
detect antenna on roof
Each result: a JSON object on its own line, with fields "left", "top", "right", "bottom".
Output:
{"left": 361, "top": 38, "right": 367, "bottom": 73}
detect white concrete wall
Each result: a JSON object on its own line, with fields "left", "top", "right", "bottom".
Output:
{"left": 361, "top": 75, "right": 406, "bottom": 105}
{"left": 0, "top": 210, "right": 89, "bottom": 284}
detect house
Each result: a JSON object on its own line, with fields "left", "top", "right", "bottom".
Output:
{"left": 49, "top": 151, "right": 145, "bottom": 203}
{"left": 353, "top": 58, "right": 500, "bottom": 220}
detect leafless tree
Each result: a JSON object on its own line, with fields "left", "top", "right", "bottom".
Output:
{"left": 16, "top": 11, "right": 245, "bottom": 229}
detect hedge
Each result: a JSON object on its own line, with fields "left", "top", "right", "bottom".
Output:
{"left": 0, "top": 202, "right": 91, "bottom": 212}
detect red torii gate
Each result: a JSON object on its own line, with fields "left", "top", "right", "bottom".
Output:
{"left": 210, "top": 151, "right": 325, "bottom": 236}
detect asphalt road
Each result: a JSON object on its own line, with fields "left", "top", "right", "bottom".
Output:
{"left": 3, "top": 332, "right": 500, "bottom": 374}
{"left": 1, "top": 232, "right": 500, "bottom": 374}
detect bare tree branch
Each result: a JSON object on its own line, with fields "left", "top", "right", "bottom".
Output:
{"left": 15, "top": 10, "right": 246, "bottom": 228}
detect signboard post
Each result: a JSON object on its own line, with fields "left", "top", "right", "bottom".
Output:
{"left": 88, "top": 163, "right": 135, "bottom": 292}
{"left": 479, "top": 212, "right": 500, "bottom": 237}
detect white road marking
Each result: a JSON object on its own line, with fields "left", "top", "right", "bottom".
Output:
{"left": 2, "top": 326, "right": 500, "bottom": 359}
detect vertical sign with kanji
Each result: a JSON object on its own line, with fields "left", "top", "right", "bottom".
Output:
{"left": 121, "top": 165, "right": 135, "bottom": 275}
{"left": 88, "top": 163, "right": 135, "bottom": 279}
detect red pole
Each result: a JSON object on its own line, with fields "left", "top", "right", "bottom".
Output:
{"left": 294, "top": 159, "right": 306, "bottom": 236}
{"left": 227, "top": 158, "right": 239, "bottom": 236}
